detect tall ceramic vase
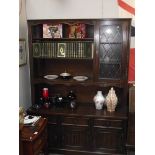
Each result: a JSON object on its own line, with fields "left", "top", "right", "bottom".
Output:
{"left": 105, "top": 87, "right": 118, "bottom": 112}
{"left": 93, "top": 91, "right": 105, "bottom": 110}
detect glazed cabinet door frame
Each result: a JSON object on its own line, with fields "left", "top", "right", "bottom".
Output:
{"left": 94, "top": 19, "right": 131, "bottom": 84}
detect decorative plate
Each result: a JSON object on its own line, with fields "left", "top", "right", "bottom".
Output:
{"left": 44, "top": 75, "right": 58, "bottom": 80}
{"left": 73, "top": 76, "right": 88, "bottom": 81}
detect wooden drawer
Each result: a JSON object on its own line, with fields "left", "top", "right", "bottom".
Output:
{"left": 63, "top": 117, "right": 88, "bottom": 125}
{"left": 94, "top": 119, "right": 123, "bottom": 128}
{"left": 33, "top": 129, "right": 47, "bottom": 152}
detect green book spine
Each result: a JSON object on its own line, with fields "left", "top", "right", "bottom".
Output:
{"left": 41, "top": 43, "right": 44, "bottom": 57}
{"left": 48, "top": 43, "right": 50, "bottom": 58}
{"left": 54, "top": 42, "right": 56, "bottom": 58}
{"left": 91, "top": 43, "right": 94, "bottom": 58}
{"left": 52, "top": 42, "right": 54, "bottom": 58}
{"left": 33, "top": 43, "right": 41, "bottom": 58}
{"left": 66, "top": 42, "right": 69, "bottom": 58}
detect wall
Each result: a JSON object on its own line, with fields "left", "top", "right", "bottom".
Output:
{"left": 26, "top": 0, "right": 119, "bottom": 19}
{"left": 19, "top": 0, "right": 31, "bottom": 110}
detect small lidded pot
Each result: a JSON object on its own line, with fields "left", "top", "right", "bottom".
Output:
{"left": 60, "top": 72, "right": 71, "bottom": 80}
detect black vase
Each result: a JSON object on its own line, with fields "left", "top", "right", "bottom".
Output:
{"left": 67, "top": 90, "right": 77, "bottom": 109}
{"left": 55, "top": 94, "right": 65, "bottom": 108}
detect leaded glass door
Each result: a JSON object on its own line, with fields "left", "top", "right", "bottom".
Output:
{"left": 99, "top": 23, "right": 123, "bottom": 79}
{"left": 98, "top": 22, "right": 126, "bottom": 80}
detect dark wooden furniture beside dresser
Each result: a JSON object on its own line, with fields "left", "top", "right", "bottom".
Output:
{"left": 126, "top": 85, "right": 135, "bottom": 154}
{"left": 27, "top": 19, "right": 131, "bottom": 155}
{"left": 19, "top": 125, "right": 24, "bottom": 155}
{"left": 21, "top": 117, "right": 48, "bottom": 155}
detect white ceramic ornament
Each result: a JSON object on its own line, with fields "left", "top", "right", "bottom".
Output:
{"left": 93, "top": 91, "right": 105, "bottom": 110}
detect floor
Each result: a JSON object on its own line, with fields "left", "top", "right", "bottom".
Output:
{"left": 39, "top": 153, "right": 62, "bottom": 155}
{"left": 48, "top": 154, "right": 62, "bottom": 155}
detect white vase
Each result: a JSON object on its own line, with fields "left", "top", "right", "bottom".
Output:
{"left": 93, "top": 91, "right": 105, "bottom": 110}
{"left": 105, "top": 87, "right": 118, "bottom": 112}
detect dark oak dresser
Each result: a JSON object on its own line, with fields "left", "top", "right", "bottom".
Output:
{"left": 27, "top": 18, "right": 131, "bottom": 155}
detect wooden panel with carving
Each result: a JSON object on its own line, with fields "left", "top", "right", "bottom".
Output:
{"left": 93, "top": 127, "right": 124, "bottom": 153}
{"left": 61, "top": 116, "right": 89, "bottom": 150}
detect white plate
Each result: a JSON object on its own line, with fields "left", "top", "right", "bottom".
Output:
{"left": 44, "top": 75, "right": 58, "bottom": 80}
{"left": 73, "top": 76, "right": 88, "bottom": 81}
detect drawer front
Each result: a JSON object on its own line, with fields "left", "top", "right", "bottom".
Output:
{"left": 94, "top": 119, "right": 123, "bottom": 128}
{"left": 63, "top": 116, "right": 88, "bottom": 125}
{"left": 33, "top": 128, "right": 47, "bottom": 152}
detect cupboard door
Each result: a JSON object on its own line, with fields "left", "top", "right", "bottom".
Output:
{"left": 93, "top": 127, "right": 124, "bottom": 153}
{"left": 95, "top": 20, "right": 130, "bottom": 81}
{"left": 47, "top": 115, "right": 62, "bottom": 149}
{"left": 62, "top": 124, "right": 89, "bottom": 150}
{"left": 48, "top": 124, "right": 60, "bottom": 149}
{"left": 99, "top": 22, "right": 123, "bottom": 79}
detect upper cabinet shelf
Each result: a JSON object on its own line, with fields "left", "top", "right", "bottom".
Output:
{"left": 31, "top": 22, "right": 94, "bottom": 40}
{"left": 30, "top": 21, "right": 94, "bottom": 59}
{"left": 32, "top": 38, "right": 94, "bottom": 42}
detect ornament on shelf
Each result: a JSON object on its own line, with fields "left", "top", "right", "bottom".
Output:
{"left": 42, "top": 88, "right": 51, "bottom": 109}
{"left": 93, "top": 91, "right": 105, "bottom": 110}
{"left": 105, "top": 87, "right": 118, "bottom": 112}
{"left": 19, "top": 106, "right": 24, "bottom": 123}
{"left": 67, "top": 90, "right": 77, "bottom": 110}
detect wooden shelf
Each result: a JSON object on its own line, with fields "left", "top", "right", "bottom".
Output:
{"left": 27, "top": 104, "right": 128, "bottom": 120}
{"left": 33, "top": 57, "right": 93, "bottom": 60}
{"left": 32, "top": 38, "right": 94, "bottom": 42}
{"left": 33, "top": 78, "right": 125, "bottom": 87}
{"left": 33, "top": 78, "right": 93, "bottom": 85}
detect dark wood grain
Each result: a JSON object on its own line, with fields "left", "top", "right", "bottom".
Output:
{"left": 21, "top": 118, "right": 48, "bottom": 155}
{"left": 27, "top": 19, "right": 131, "bottom": 155}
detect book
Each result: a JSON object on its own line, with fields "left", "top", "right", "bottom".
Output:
{"left": 33, "top": 43, "right": 41, "bottom": 57}
{"left": 43, "top": 24, "right": 62, "bottom": 38}
{"left": 57, "top": 43, "right": 66, "bottom": 57}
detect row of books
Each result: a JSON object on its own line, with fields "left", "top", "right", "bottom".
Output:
{"left": 33, "top": 41, "right": 93, "bottom": 59}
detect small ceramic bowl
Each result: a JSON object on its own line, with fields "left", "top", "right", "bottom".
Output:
{"left": 60, "top": 72, "right": 72, "bottom": 80}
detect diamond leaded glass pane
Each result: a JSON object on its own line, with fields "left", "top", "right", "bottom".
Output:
{"left": 99, "top": 64, "right": 121, "bottom": 79}
{"left": 99, "top": 43, "right": 121, "bottom": 63}
{"left": 100, "top": 25, "right": 122, "bottom": 43}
